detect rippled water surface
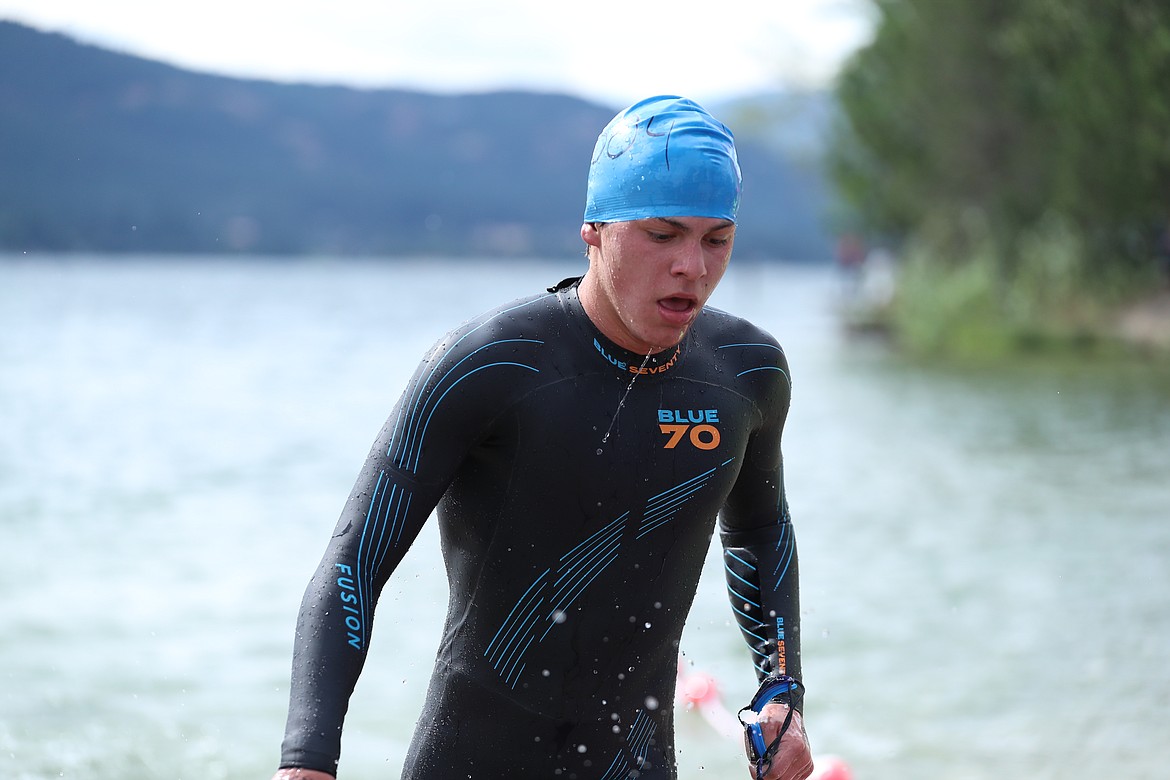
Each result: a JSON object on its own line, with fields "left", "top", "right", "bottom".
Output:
{"left": 2, "top": 256, "right": 1167, "bottom": 779}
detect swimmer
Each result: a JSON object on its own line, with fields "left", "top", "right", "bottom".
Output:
{"left": 271, "top": 96, "right": 812, "bottom": 780}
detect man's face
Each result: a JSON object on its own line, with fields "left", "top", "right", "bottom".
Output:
{"left": 579, "top": 216, "right": 735, "bottom": 354}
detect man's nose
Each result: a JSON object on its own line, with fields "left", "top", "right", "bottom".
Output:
{"left": 671, "top": 240, "right": 707, "bottom": 280}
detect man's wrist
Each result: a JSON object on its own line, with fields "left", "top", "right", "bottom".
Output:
{"left": 751, "top": 674, "right": 804, "bottom": 710}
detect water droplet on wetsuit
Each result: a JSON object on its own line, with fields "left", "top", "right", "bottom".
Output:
{"left": 599, "top": 350, "right": 654, "bottom": 445}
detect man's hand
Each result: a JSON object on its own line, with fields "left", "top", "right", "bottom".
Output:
{"left": 271, "top": 769, "right": 335, "bottom": 780}
{"left": 748, "top": 703, "right": 813, "bottom": 780}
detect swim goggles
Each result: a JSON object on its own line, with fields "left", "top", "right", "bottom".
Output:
{"left": 737, "top": 674, "right": 803, "bottom": 779}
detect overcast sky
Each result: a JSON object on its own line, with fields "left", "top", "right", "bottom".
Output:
{"left": 0, "top": 0, "right": 873, "bottom": 107}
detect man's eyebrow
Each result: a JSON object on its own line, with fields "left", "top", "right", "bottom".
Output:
{"left": 647, "top": 218, "right": 736, "bottom": 232}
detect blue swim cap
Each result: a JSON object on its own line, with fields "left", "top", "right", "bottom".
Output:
{"left": 584, "top": 95, "right": 741, "bottom": 223}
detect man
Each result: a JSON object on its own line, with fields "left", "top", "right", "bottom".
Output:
{"left": 272, "top": 96, "right": 812, "bottom": 780}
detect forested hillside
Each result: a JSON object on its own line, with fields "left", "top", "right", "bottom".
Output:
{"left": 0, "top": 21, "right": 834, "bottom": 259}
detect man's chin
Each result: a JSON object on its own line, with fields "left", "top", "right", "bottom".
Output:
{"left": 641, "top": 327, "right": 690, "bottom": 353}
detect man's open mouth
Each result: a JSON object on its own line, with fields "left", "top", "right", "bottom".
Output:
{"left": 659, "top": 296, "right": 696, "bottom": 313}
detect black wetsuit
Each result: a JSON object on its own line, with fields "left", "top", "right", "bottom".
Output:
{"left": 279, "top": 279, "right": 802, "bottom": 779}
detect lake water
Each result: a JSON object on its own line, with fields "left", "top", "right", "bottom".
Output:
{"left": 1, "top": 255, "right": 1167, "bottom": 780}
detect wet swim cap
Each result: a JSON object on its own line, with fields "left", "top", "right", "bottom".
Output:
{"left": 584, "top": 95, "right": 741, "bottom": 223}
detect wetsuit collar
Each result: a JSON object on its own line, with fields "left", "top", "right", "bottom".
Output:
{"left": 553, "top": 277, "right": 685, "bottom": 377}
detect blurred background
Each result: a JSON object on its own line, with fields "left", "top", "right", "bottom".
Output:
{"left": 1, "top": 2, "right": 1168, "bottom": 778}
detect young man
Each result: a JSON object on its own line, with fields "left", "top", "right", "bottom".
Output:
{"left": 272, "top": 96, "right": 812, "bottom": 780}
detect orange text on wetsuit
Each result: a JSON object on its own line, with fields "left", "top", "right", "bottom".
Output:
{"left": 630, "top": 346, "right": 681, "bottom": 375}
{"left": 776, "top": 616, "right": 787, "bottom": 674}
{"left": 658, "top": 408, "right": 720, "bottom": 450}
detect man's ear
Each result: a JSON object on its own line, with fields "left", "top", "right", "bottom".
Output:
{"left": 580, "top": 222, "right": 602, "bottom": 249}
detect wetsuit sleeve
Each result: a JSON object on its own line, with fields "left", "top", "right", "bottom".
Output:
{"left": 718, "top": 347, "right": 804, "bottom": 712}
{"left": 278, "top": 332, "right": 493, "bottom": 774}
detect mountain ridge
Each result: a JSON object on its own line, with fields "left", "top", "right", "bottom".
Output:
{"left": 0, "top": 20, "right": 834, "bottom": 260}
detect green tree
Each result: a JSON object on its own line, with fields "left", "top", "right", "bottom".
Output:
{"left": 831, "top": 0, "right": 1170, "bottom": 278}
